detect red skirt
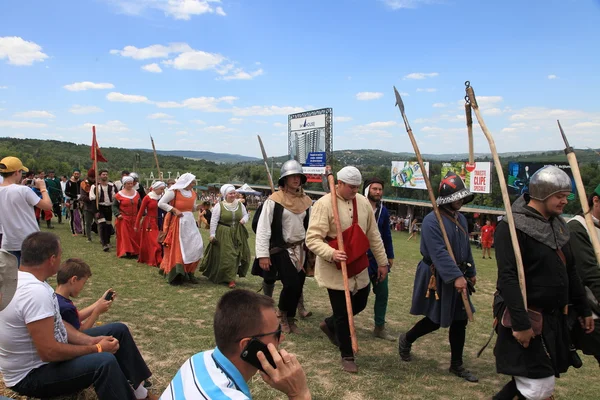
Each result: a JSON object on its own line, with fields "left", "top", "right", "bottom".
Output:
{"left": 115, "top": 215, "right": 140, "bottom": 257}
{"left": 137, "top": 217, "right": 163, "bottom": 267}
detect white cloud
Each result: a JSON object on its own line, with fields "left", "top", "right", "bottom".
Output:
{"left": 160, "top": 119, "right": 181, "bottom": 125}
{"left": 416, "top": 88, "right": 437, "bottom": 92}
{"left": 548, "top": 74, "right": 558, "bottom": 80}
{"left": 573, "top": 122, "right": 600, "bottom": 128}
{"left": 229, "top": 118, "right": 243, "bottom": 124}
{"left": 356, "top": 92, "right": 383, "bottom": 101}
{"left": 509, "top": 107, "right": 587, "bottom": 121}
{"left": 221, "top": 68, "right": 264, "bottom": 81}
{"left": 163, "top": 50, "right": 225, "bottom": 71}
{"left": 107, "top": 0, "right": 227, "bottom": 20}
{"left": 147, "top": 112, "right": 173, "bottom": 119}
{"left": 365, "top": 121, "right": 398, "bottom": 128}
{"left": 273, "top": 122, "right": 286, "bottom": 128}
{"left": 0, "top": 86, "right": 7, "bottom": 89}
{"left": 404, "top": 72, "right": 439, "bottom": 80}
{"left": 475, "top": 96, "right": 503, "bottom": 107}
{"left": 179, "top": 96, "right": 237, "bottom": 111}
{"left": 106, "top": 92, "right": 151, "bottom": 103}
{"left": 334, "top": 116, "right": 353, "bottom": 123}
{"left": 13, "top": 110, "right": 55, "bottom": 119}
{"left": 83, "top": 120, "right": 130, "bottom": 133}
{"left": 175, "top": 130, "right": 189, "bottom": 136}
{"left": 0, "top": 36, "right": 49, "bottom": 66}
{"left": 381, "top": 0, "right": 438, "bottom": 9}
{"left": 142, "top": 63, "right": 162, "bottom": 73}
{"left": 482, "top": 107, "right": 503, "bottom": 116}
{"left": 191, "top": 119, "right": 206, "bottom": 125}
{"left": 432, "top": 103, "right": 446, "bottom": 108}
{"left": 110, "top": 43, "right": 192, "bottom": 60}
{"left": 230, "top": 105, "right": 304, "bottom": 117}
{"left": 202, "top": 125, "right": 236, "bottom": 133}
{"left": 69, "top": 105, "right": 103, "bottom": 114}
{"left": 64, "top": 81, "right": 115, "bottom": 91}
{"left": 0, "top": 120, "right": 48, "bottom": 128}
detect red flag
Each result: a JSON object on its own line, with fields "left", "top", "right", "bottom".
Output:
{"left": 91, "top": 126, "right": 108, "bottom": 162}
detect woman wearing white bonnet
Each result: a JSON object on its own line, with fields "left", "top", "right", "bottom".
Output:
{"left": 158, "top": 173, "right": 204, "bottom": 285}
{"left": 112, "top": 175, "right": 141, "bottom": 258}
{"left": 200, "top": 183, "right": 251, "bottom": 288}
{"left": 135, "top": 181, "right": 166, "bottom": 267}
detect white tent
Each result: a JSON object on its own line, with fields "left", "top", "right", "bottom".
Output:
{"left": 237, "top": 183, "right": 262, "bottom": 195}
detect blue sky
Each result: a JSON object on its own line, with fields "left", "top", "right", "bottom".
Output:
{"left": 1, "top": 0, "right": 599, "bottom": 158}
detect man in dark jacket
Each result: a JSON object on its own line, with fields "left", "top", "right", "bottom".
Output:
{"left": 64, "top": 169, "right": 83, "bottom": 235}
{"left": 44, "top": 170, "right": 63, "bottom": 225}
{"left": 398, "top": 171, "right": 477, "bottom": 383}
{"left": 363, "top": 177, "right": 395, "bottom": 341}
{"left": 493, "top": 166, "right": 594, "bottom": 400}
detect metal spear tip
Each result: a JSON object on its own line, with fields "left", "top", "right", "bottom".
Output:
{"left": 393, "top": 86, "right": 405, "bottom": 113}
{"left": 557, "top": 120, "right": 573, "bottom": 154}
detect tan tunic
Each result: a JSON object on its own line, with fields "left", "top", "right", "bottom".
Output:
{"left": 306, "top": 192, "right": 388, "bottom": 292}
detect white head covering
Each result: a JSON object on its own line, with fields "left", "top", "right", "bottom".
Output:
{"left": 337, "top": 166, "right": 362, "bottom": 186}
{"left": 151, "top": 181, "right": 166, "bottom": 190}
{"left": 220, "top": 184, "right": 236, "bottom": 197}
{"left": 170, "top": 173, "right": 196, "bottom": 191}
{"left": 122, "top": 176, "right": 134, "bottom": 184}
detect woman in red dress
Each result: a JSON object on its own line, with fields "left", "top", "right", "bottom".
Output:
{"left": 112, "top": 176, "right": 141, "bottom": 258}
{"left": 135, "top": 181, "right": 166, "bottom": 267}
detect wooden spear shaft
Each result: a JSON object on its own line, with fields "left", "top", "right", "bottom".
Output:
{"left": 466, "top": 84, "right": 527, "bottom": 308}
{"left": 558, "top": 120, "right": 600, "bottom": 265}
{"left": 93, "top": 126, "right": 99, "bottom": 210}
{"left": 393, "top": 87, "right": 474, "bottom": 321}
{"left": 326, "top": 167, "right": 359, "bottom": 354}
{"left": 465, "top": 103, "right": 474, "bottom": 166}
{"left": 257, "top": 135, "right": 276, "bottom": 194}
{"left": 150, "top": 135, "right": 162, "bottom": 180}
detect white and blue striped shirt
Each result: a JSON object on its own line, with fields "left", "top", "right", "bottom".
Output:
{"left": 160, "top": 347, "right": 252, "bottom": 400}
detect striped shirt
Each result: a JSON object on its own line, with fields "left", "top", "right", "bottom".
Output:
{"left": 160, "top": 348, "right": 251, "bottom": 400}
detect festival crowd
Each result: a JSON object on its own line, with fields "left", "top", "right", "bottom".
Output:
{"left": 1, "top": 154, "right": 600, "bottom": 400}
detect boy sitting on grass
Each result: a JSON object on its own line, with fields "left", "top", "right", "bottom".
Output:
{"left": 55, "top": 258, "right": 114, "bottom": 331}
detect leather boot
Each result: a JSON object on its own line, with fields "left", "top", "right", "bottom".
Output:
{"left": 280, "top": 313, "right": 291, "bottom": 334}
{"left": 341, "top": 357, "right": 358, "bottom": 373}
{"left": 188, "top": 273, "right": 200, "bottom": 284}
{"left": 297, "top": 293, "right": 312, "bottom": 318}
{"left": 398, "top": 333, "right": 412, "bottom": 361}
{"left": 288, "top": 318, "right": 300, "bottom": 334}
{"left": 262, "top": 281, "right": 275, "bottom": 298}
{"left": 46, "top": 219, "right": 54, "bottom": 229}
{"left": 373, "top": 324, "right": 396, "bottom": 341}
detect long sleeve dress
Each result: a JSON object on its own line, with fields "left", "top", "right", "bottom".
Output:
{"left": 200, "top": 200, "right": 251, "bottom": 284}
{"left": 112, "top": 191, "right": 141, "bottom": 258}
{"left": 135, "top": 193, "right": 163, "bottom": 267}
{"left": 158, "top": 189, "right": 204, "bottom": 284}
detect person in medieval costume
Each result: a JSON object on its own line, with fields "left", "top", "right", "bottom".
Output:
{"left": 80, "top": 169, "right": 96, "bottom": 242}
{"left": 89, "top": 169, "right": 116, "bottom": 252}
{"left": 492, "top": 166, "right": 593, "bottom": 400}
{"left": 568, "top": 184, "right": 600, "bottom": 367}
{"left": 398, "top": 171, "right": 478, "bottom": 383}
{"left": 64, "top": 169, "right": 83, "bottom": 236}
{"left": 253, "top": 160, "right": 313, "bottom": 333}
{"left": 130, "top": 172, "right": 147, "bottom": 201}
{"left": 306, "top": 166, "right": 389, "bottom": 373}
{"left": 112, "top": 176, "right": 141, "bottom": 258}
{"left": 44, "top": 169, "right": 63, "bottom": 225}
{"left": 158, "top": 173, "right": 203, "bottom": 285}
{"left": 136, "top": 181, "right": 166, "bottom": 267}
{"left": 200, "top": 184, "right": 251, "bottom": 288}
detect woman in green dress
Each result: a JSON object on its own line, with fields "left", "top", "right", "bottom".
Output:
{"left": 200, "top": 184, "right": 251, "bottom": 288}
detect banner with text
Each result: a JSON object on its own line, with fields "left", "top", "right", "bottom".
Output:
{"left": 507, "top": 162, "right": 574, "bottom": 196}
{"left": 441, "top": 161, "right": 492, "bottom": 194}
{"left": 391, "top": 161, "right": 429, "bottom": 190}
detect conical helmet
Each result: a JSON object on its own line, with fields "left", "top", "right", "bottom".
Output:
{"left": 528, "top": 166, "right": 572, "bottom": 201}
{"left": 436, "top": 171, "right": 474, "bottom": 205}
{"left": 278, "top": 160, "right": 307, "bottom": 187}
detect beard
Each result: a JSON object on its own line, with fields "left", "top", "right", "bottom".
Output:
{"left": 368, "top": 193, "right": 381, "bottom": 203}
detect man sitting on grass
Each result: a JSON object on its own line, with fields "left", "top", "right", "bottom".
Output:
{"left": 0, "top": 231, "right": 157, "bottom": 400}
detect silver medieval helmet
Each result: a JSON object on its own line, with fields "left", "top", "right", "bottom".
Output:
{"left": 278, "top": 160, "right": 307, "bottom": 187}
{"left": 527, "top": 166, "right": 572, "bottom": 201}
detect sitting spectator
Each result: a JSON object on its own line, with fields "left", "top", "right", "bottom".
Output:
{"left": 55, "top": 258, "right": 114, "bottom": 331}
{"left": 0, "top": 232, "right": 157, "bottom": 400}
{"left": 0, "top": 250, "right": 18, "bottom": 400}
{"left": 162, "top": 289, "right": 311, "bottom": 400}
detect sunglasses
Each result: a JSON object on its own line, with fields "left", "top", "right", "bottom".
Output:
{"left": 239, "top": 324, "right": 282, "bottom": 342}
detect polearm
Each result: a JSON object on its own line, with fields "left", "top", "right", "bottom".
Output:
{"left": 465, "top": 100, "right": 474, "bottom": 166}
{"left": 393, "top": 87, "right": 474, "bottom": 321}
{"left": 257, "top": 135, "right": 276, "bottom": 194}
{"left": 465, "top": 82, "right": 527, "bottom": 308}
{"left": 325, "top": 165, "right": 359, "bottom": 354}
{"left": 93, "top": 126, "right": 99, "bottom": 210}
{"left": 558, "top": 120, "right": 600, "bottom": 265}
{"left": 150, "top": 135, "right": 162, "bottom": 180}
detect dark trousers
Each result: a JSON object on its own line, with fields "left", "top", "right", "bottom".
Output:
{"left": 11, "top": 323, "right": 151, "bottom": 400}
{"left": 325, "top": 285, "right": 370, "bottom": 358}
{"left": 277, "top": 262, "right": 306, "bottom": 319}
{"left": 84, "top": 210, "right": 95, "bottom": 240}
{"left": 52, "top": 203, "right": 62, "bottom": 223}
{"left": 98, "top": 205, "right": 113, "bottom": 246}
{"left": 405, "top": 316, "right": 468, "bottom": 366}
{"left": 370, "top": 274, "right": 389, "bottom": 327}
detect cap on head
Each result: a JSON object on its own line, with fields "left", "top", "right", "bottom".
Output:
{"left": 0, "top": 156, "right": 29, "bottom": 173}
{"left": 337, "top": 166, "right": 362, "bottom": 186}
{"left": 527, "top": 165, "right": 572, "bottom": 201}
{"left": 436, "top": 171, "right": 474, "bottom": 206}
{"left": 278, "top": 160, "right": 306, "bottom": 187}
{"left": 129, "top": 172, "right": 139, "bottom": 181}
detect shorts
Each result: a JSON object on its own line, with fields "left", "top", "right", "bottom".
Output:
{"left": 481, "top": 240, "right": 493, "bottom": 249}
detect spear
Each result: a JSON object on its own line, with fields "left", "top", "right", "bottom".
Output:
{"left": 465, "top": 100, "right": 475, "bottom": 167}
{"left": 150, "top": 135, "right": 162, "bottom": 180}
{"left": 465, "top": 82, "right": 527, "bottom": 308}
{"left": 558, "top": 120, "right": 600, "bottom": 265}
{"left": 257, "top": 135, "right": 276, "bottom": 194}
{"left": 393, "top": 87, "right": 474, "bottom": 321}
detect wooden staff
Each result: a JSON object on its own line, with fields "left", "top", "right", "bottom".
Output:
{"left": 465, "top": 101, "right": 474, "bottom": 166}
{"left": 465, "top": 82, "right": 527, "bottom": 308}
{"left": 558, "top": 120, "right": 600, "bottom": 265}
{"left": 325, "top": 166, "right": 358, "bottom": 354}
{"left": 150, "top": 135, "right": 162, "bottom": 180}
{"left": 93, "top": 126, "right": 99, "bottom": 210}
{"left": 393, "top": 87, "right": 474, "bottom": 321}
{"left": 257, "top": 135, "right": 276, "bottom": 194}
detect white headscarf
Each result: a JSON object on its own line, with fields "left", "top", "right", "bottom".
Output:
{"left": 170, "top": 173, "right": 196, "bottom": 191}
{"left": 122, "top": 176, "right": 134, "bottom": 184}
{"left": 151, "top": 181, "right": 166, "bottom": 190}
{"left": 220, "top": 184, "right": 236, "bottom": 198}
{"left": 337, "top": 166, "right": 362, "bottom": 186}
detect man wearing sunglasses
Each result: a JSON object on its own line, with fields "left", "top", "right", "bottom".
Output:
{"left": 161, "top": 290, "right": 311, "bottom": 400}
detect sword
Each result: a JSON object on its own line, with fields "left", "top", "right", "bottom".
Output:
{"left": 257, "top": 135, "right": 276, "bottom": 194}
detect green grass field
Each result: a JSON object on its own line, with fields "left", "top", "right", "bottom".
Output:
{"left": 2, "top": 220, "right": 600, "bottom": 399}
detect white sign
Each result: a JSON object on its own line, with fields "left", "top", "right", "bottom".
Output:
{"left": 391, "top": 161, "right": 429, "bottom": 190}
{"left": 469, "top": 162, "right": 492, "bottom": 194}
{"left": 302, "top": 166, "right": 326, "bottom": 175}
{"left": 290, "top": 114, "right": 326, "bottom": 132}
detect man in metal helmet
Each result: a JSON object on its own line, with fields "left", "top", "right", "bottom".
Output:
{"left": 493, "top": 166, "right": 593, "bottom": 400}
{"left": 399, "top": 171, "right": 478, "bottom": 383}
{"left": 254, "top": 159, "right": 313, "bottom": 334}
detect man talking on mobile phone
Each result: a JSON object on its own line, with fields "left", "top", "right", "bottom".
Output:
{"left": 161, "top": 290, "right": 311, "bottom": 400}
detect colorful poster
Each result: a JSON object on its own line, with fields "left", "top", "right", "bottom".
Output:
{"left": 440, "top": 161, "right": 492, "bottom": 194}
{"left": 391, "top": 161, "right": 429, "bottom": 190}
{"left": 507, "top": 162, "right": 574, "bottom": 196}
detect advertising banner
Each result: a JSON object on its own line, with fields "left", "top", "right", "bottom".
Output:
{"left": 391, "top": 161, "right": 429, "bottom": 190}
{"left": 441, "top": 161, "right": 492, "bottom": 194}
{"left": 507, "top": 162, "right": 574, "bottom": 196}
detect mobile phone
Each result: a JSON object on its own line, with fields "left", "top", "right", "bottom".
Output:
{"left": 105, "top": 291, "right": 114, "bottom": 301}
{"left": 240, "top": 338, "right": 276, "bottom": 372}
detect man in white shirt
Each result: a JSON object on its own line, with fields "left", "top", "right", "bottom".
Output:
{"left": 0, "top": 232, "right": 157, "bottom": 400}
{"left": 90, "top": 169, "right": 116, "bottom": 251}
{"left": 0, "top": 157, "right": 53, "bottom": 265}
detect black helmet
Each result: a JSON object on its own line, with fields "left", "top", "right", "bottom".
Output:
{"left": 436, "top": 171, "right": 474, "bottom": 205}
